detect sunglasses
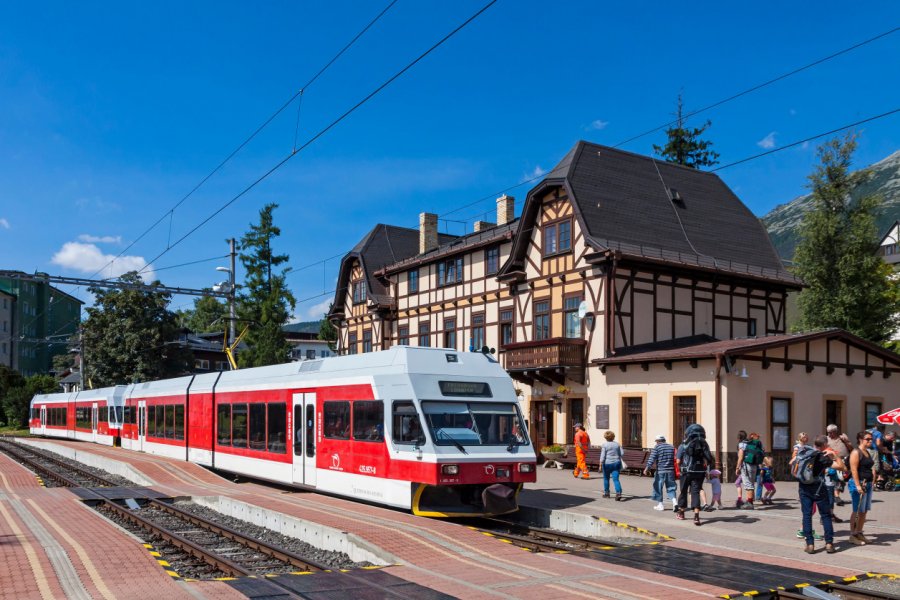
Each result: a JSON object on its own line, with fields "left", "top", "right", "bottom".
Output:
{"left": 863, "top": 437, "right": 873, "bottom": 441}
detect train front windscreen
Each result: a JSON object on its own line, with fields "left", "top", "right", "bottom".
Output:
{"left": 420, "top": 401, "right": 528, "bottom": 448}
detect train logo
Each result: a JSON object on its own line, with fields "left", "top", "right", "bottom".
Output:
{"left": 484, "top": 464, "right": 495, "bottom": 476}
{"left": 331, "top": 453, "right": 341, "bottom": 470}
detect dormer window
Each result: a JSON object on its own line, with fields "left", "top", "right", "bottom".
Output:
{"left": 352, "top": 281, "right": 367, "bottom": 304}
{"left": 543, "top": 218, "right": 572, "bottom": 256}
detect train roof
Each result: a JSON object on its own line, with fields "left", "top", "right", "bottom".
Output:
{"left": 31, "top": 385, "right": 127, "bottom": 406}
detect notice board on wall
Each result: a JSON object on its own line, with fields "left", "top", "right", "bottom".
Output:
{"left": 595, "top": 404, "right": 609, "bottom": 429}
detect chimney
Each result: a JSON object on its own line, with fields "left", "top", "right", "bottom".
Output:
{"left": 497, "top": 194, "right": 515, "bottom": 225}
{"left": 419, "top": 212, "right": 438, "bottom": 254}
{"left": 474, "top": 220, "right": 496, "bottom": 232}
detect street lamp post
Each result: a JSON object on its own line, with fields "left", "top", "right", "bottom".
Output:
{"left": 215, "top": 239, "right": 237, "bottom": 348}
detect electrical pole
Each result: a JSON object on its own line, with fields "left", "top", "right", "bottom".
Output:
{"left": 229, "top": 238, "right": 237, "bottom": 345}
{"left": 79, "top": 328, "right": 85, "bottom": 391}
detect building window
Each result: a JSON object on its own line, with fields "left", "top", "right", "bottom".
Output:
{"left": 771, "top": 396, "right": 791, "bottom": 450}
{"left": 363, "top": 329, "right": 373, "bottom": 353}
{"left": 320, "top": 349, "right": 329, "bottom": 358}
{"left": 471, "top": 313, "right": 485, "bottom": 351}
{"left": 564, "top": 295, "right": 583, "bottom": 338}
{"left": 543, "top": 219, "right": 572, "bottom": 256}
{"left": 748, "top": 318, "right": 757, "bottom": 337}
{"left": 825, "top": 398, "right": 843, "bottom": 432}
{"left": 418, "top": 322, "right": 430, "bottom": 347}
{"left": 194, "top": 359, "right": 210, "bottom": 370}
{"left": 352, "top": 281, "right": 367, "bottom": 304}
{"left": 672, "top": 395, "right": 696, "bottom": 447}
{"left": 348, "top": 332, "right": 358, "bottom": 355}
{"left": 443, "top": 319, "right": 456, "bottom": 349}
{"left": 623, "top": 397, "right": 643, "bottom": 447}
{"left": 864, "top": 400, "right": 883, "bottom": 428}
{"left": 437, "top": 257, "right": 464, "bottom": 286}
{"left": 485, "top": 246, "right": 500, "bottom": 275}
{"left": 306, "top": 349, "right": 316, "bottom": 360}
{"left": 398, "top": 326, "right": 409, "bottom": 346}
{"left": 534, "top": 300, "right": 550, "bottom": 341}
{"left": 408, "top": 269, "right": 419, "bottom": 294}
{"left": 499, "top": 310, "right": 514, "bottom": 346}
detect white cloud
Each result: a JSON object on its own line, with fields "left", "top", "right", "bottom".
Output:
{"left": 78, "top": 234, "right": 122, "bottom": 244}
{"left": 522, "top": 165, "right": 547, "bottom": 182}
{"left": 305, "top": 298, "right": 332, "bottom": 320}
{"left": 0, "top": 218, "right": 9, "bottom": 229}
{"left": 589, "top": 119, "right": 609, "bottom": 130}
{"left": 757, "top": 132, "right": 777, "bottom": 150}
{"left": 50, "top": 241, "right": 154, "bottom": 281}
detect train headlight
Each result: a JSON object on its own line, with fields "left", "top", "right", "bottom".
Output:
{"left": 441, "top": 464, "right": 459, "bottom": 475}
{"left": 518, "top": 463, "right": 535, "bottom": 473}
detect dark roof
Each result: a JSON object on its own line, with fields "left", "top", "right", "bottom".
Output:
{"left": 502, "top": 141, "right": 799, "bottom": 286}
{"left": 329, "top": 224, "right": 457, "bottom": 317}
{"left": 593, "top": 329, "right": 900, "bottom": 367}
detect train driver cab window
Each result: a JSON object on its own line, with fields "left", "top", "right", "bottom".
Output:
{"left": 392, "top": 401, "right": 424, "bottom": 445}
{"left": 353, "top": 401, "right": 384, "bottom": 442}
{"left": 217, "top": 404, "right": 231, "bottom": 446}
{"left": 323, "top": 401, "right": 350, "bottom": 439}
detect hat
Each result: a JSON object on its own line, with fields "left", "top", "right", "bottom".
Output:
{"left": 826, "top": 424, "right": 838, "bottom": 432}
{"left": 655, "top": 434, "right": 666, "bottom": 441}
{"left": 709, "top": 469, "right": 721, "bottom": 477}
{"left": 573, "top": 423, "right": 583, "bottom": 429}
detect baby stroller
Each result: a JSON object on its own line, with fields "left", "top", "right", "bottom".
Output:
{"left": 874, "top": 450, "right": 898, "bottom": 492}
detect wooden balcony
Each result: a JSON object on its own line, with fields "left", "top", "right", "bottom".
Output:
{"left": 502, "top": 338, "right": 587, "bottom": 385}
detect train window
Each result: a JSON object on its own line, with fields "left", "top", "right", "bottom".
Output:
{"left": 323, "top": 401, "right": 350, "bottom": 439}
{"left": 249, "top": 403, "right": 266, "bottom": 450}
{"left": 306, "top": 405, "right": 315, "bottom": 458}
{"left": 232, "top": 403, "right": 248, "bottom": 447}
{"left": 421, "top": 401, "right": 528, "bottom": 447}
{"left": 174, "top": 405, "right": 185, "bottom": 441}
{"left": 115, "top": 406, "right": 124, "bottom": 426}
{"left": 353, "top": 401, "right": 384, "bottom": 442}
{"left": 392, "top": 401, "right": 424, "bottom": 444}
{"left": 147, "top": 406, "right": 156, "bottom": 436}
{"left": 166, "top": 405, "right": 176, "bottom": 438}
{"left": 267, "top": 403, "right": 286, "bottom": 453}
{"left": 217, "top": 404, "right": 231, "bottom": 446}
{"left": 123, "top": 406, "right": 132, "bottom": 426}
{"left": 157, "top": 405, "right": 166, "bottom": 437}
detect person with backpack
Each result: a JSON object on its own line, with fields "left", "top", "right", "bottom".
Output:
{"left": 792, "top": 435, "right": 844, "bottom": 554}
{"left": 676, "top": 423, "right": 714, "bottom": 526}
{"left": 736, "top": 431, "right": 763, "bottom": 509}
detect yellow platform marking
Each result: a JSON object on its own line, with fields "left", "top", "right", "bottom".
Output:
{"left": 27, "top": 499, "right": 118, "bottom": 600}
{"left": 141, "top": 542, "right": 182, "bottom": 579}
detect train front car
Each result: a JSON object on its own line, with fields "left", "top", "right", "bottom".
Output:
{"left": 399, "top": 350, "right": 537, "bottom": 517}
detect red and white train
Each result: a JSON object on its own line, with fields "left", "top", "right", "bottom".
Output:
{"left": 30, "top": 347, "right": 537, "bottom": 517}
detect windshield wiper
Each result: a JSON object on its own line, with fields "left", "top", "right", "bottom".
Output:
{"left": 437, "top": 429, "right": 468, "bottom": 454}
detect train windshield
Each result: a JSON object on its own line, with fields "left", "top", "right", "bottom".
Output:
{"left": 421, "top": 401, "right": 528, "bottom": 447}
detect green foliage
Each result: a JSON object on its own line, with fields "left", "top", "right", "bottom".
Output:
{"left": 237, "top": 203, "right": 296, "bottom": 368}
{"left": 1, "top": 374, "right": 56, "bottom": 428}
{"left": 652, "top": 94, "right": 720, "bottom": 169}
{"left": 317, "top": 304, "right": 338, "bottom": 351}
{"left": 794, "top": 135, "right": 900, "bottom": 344}
{"left": 178, "top": 294, "right": 228, "bottom": 334}
{"left": 82, "top": 272, "right": 193, "bottom": 387}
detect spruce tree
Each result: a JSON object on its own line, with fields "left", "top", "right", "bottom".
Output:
{"left": 794, "top": 134, "right": 900, "bottom": 343}
{"left": 318, "top": 305, "right": 338, "bottom": 351}
{"left": 653, "top": 94, "right": 720, "bottom": 169}
{"left": 237, "top": 203, "right": 296, "bottom": 367}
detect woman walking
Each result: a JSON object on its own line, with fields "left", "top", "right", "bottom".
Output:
{"left": 848, "top": 431, "right": 876, "bottom": 545}
{"left": 677, "top": 423, "right": 714, "bottom": 525}
{"left": 599, "top": 431, "right": 624, "bottom": 500}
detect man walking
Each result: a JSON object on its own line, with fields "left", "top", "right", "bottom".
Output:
{"left": 644, "top": 434, "right": 677, "bottom": 511}
{"left": 796, "top": 435, "right": 845, "bottom": 554}
{"left": 573, "top": 423, "right": 591, "bottom": 480}
{"left": 826, "top": 424, "right": 852, "bottom": 505}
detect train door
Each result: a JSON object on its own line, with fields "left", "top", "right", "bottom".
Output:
{"left": 292, "top": 393, "right": 317, "bottom": 487}
{"left": 91, "top": 403, "right": 98, "bottom": 442}
{"left": 40, "top": 406, "right": 46, "bottom": 435}
{"left": 137, "top": 401, "right": 146, "bottom": 451}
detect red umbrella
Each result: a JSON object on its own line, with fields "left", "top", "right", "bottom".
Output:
{"left": 877, "top": 408, "right": 900, "bottom": 426}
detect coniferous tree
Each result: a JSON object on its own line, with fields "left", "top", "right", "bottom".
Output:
{"left": 318, "top": 304, "right": 338, "bottom": 351}
{"left": 794, "top": 134, "right": 900, "bottom": 343}
{"left": 237, "top": 203, "right": 296, "bottom": 367}
{"left": 653, "top": 94, "right": 720, "bottom": 169}
{"left": 178, "top": 294, "right": 228, "bottom": 333}
{"left": 81, "top": 272, "right": 192, "bottom": 387}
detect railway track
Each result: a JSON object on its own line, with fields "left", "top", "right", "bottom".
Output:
{"left": 0, "top": 437, "right": 125, "bottom": 488}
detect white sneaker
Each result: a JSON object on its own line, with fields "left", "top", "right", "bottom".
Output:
{"left": 653, "top": 502, "right": 665, "bottom": 511}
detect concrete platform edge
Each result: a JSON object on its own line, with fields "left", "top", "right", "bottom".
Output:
{"left": 518, "top": 503, "right": 671, "bottom": 542}
{"left": 16, "top": 438, "right": 156, "bottom": 486}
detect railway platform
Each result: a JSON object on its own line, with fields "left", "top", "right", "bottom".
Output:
{"left": 2, "top": 437, "right": 898, "bottom": 599}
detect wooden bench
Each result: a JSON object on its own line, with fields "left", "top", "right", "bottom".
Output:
{"left": 557, "top": 445, "right": 649, "bottom": 475}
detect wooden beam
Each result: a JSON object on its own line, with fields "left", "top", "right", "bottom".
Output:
{"left": 784, "top": 362, "right": 793, "bottom": 371}
{"left": 641, "top": 362, "right": 649, "bottom": 372}
{"left": 618, "top": 364, "right": 627, "bottom": 373}
{"left": 805, "top": 364, "right": 814, "bottom": 373}
{"left": 826, "top": 366, "right": 835, "bottom": 375}
{"left": 664, "top": 361, "right": 673, "bottom": 371}
{"left": 689, "top": 359, "right": 698, "bottom": 369}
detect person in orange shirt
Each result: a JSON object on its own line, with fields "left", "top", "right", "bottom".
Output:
{"left": 573, "top": 423, "right": 591, "bottom": 479}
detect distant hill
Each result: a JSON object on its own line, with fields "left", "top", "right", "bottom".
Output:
{"left": 762, "top": 150, "right": 900, "bottom": 261}
{"left": 283, "top": 321, "right": 321, "bottom": 335}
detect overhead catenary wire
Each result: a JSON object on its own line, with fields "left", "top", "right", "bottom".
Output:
{"left": 136, "top": 0, "right": 499, "bottom": 276}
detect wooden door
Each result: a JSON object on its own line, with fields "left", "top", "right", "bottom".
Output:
{"left": 530, "top": 401, "right": 554, "bottom": 449}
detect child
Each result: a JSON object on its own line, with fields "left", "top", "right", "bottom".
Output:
{"left": 706, "top": 468, "right": 723, "bottom": 511}
{"left": 760, "top": 455, "right": 776, "bottom": 505}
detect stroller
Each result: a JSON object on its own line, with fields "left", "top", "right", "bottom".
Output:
{"left": 874, "top": 449, "right": 899, "bottom": 492}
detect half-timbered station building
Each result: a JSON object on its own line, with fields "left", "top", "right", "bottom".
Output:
{"left": 329, "top": 141, "right": 900, "bottom": 473}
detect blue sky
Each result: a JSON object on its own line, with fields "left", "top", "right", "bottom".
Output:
{"left": 1, "top": 1, "right": 899, "bottom": 321}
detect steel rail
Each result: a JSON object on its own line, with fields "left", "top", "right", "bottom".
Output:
{"left": 0, "top": 441, "right": 87, "bottom": 487}
{"left": 145, "top": 499, "right": 329, "bottom": 572}
{"left": 100, "top": 500, "right": 252, "bottom": 578}
{"left": 0, "top": 440, "right": 119, "bottom": 488}
{"left": 472, "top": 517, "right": 630, "bottom": 551}
{"left": 775, "top": 582, "right": 900, "bottom": 600}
